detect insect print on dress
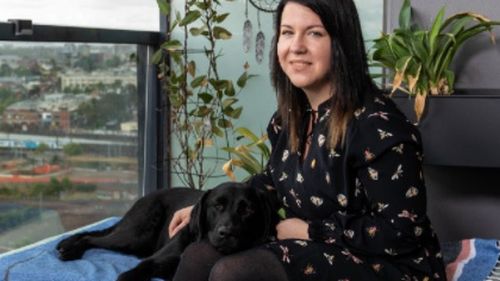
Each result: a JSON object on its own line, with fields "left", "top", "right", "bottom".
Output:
{"left": 377, "top": 128, "right": 393, "bottom": 140}
{"left": 368, "top": 167, "right": 379, "bottom": 180}
{"left": 323, "top": 253, "right": 335, "bottom": 265}
{"left": 318, "top": 134, "right": 326, "bottom": 147}
{"left": 364, "top": 148, "right": 375, "bottom": 162}
{"left": 296, "top": 172, "right": 304, "bottom": 183}
{"left": 354, "top": 107, "right": 366, "bottom": 118}
{"left": 289, "top": 189, "right": 302, "bottom": 208}
{"left": 405, "top": 186, "right": 419, "bottom": 198}
{"left": 328, "top": 148, "right": 340, "bottom": 158}
{"left": 319, "top": 109, "right": 330, "bottom": 122}
{"left": 337, "top": 194, "right": 348, "bottom": 207}
{"left": 325, "top": 172, "right": 331, "bottom": 184}
{"left": 343, "top": 229, "right": 355, "bottom": 239}
{"left": 411, "top": 134, "right": 418, "bottom": 143}
{"left": 282, "top": 150, "right": 289, "bottom": 162}
{"left": 303, "top": 264, "right": 316, "bottom": 275}
{"left": 372, "top": 263, "right": 383, "bottom": 272}
{"left": 414, "top": 226, "right": 423, "bottom": 237}
{"left": 392, "top": 143, "right": 404, "bottom": 154}
{"left": 377, "top": 202, "right": 389, "bottom": 212}
{"left": 310, "top": 196, "right": 324, "bottom": 207}
{"left": 374, "top": 97, "right": 386, "bottom": 105}
{"left": 368, "top": 111, "right": 389, "bottom": 121}
{"left": 310, "top": 158, "right": 316, "bottom": 169}
{"left": 325, "top": 222, "right": 336, "bottom": 231}
{"left": 294, "top": 240, "right": 308, "bottom": 247}
{"left": 391, "top": 164, "right": 404, "bottom": 180}
{"left": 384, "top": 248, "right": 398, "bottom": 256}
{"left": 279, "top": 172, "right": 288, "bottom": 182}
{"left": 341, "top": 249, "right": 363, "bottom": 264}
{"left": 282, "top": 196, "right": 289, "bottom": 207}
{"left": 271, "top": 118, "right": 281, "bottom": 134}
{"left": 366, "top": 226, "right": 378, "bottom": 238}
{"left": 398, "top": 210, "right": 418, "bottom": 222}
{"left": 279, "top": 245, "right": 291, "bottom": 263}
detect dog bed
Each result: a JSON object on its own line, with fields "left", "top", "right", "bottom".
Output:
{"left": 0, "top": 217, "right": 499, "bottom": 281}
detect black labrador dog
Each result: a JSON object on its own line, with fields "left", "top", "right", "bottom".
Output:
{"left": 56, "top": 182, "right": 279, "bottom": 281}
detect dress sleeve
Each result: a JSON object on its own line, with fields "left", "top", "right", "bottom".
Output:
{"left": 308, "top": 108, "right": 431, "bottom": 257}
{"left": 246, "top": 112, "right": 281, "bottom": 191}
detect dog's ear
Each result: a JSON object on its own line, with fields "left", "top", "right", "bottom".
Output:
{"left": 255, "top": 188, "right": 280, "bottom": 243}
{"left": 189, "top": 190, "right": 211, "bottom": 241}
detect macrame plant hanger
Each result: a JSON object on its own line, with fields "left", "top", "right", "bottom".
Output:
{"left": 255, "top": 10, "right": 265, "bottom": 64}
{"left": 243, "top": 0, "right": 253, "bottom": 53}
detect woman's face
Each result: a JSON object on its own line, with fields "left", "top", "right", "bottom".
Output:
{"left": 277, "top": 2, "right": 332, "bottom": 95}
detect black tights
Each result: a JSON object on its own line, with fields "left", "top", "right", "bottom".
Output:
{"left": 172, "top": 241, "right": 288, "bottom": 281}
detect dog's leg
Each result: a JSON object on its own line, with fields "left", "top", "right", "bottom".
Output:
{"left": 116, "top": 227, "right": 192, "bottom": 281}
{"left": 57, "top": 227, "right": 114, "bottom": 261}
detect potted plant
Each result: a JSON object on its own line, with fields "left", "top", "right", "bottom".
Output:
{"left": 154, "top": 0, "right": 254, "bottom": 189}
{"left": 221, "top": 127, "right": 270, "bottom": 181}
{"left": 370, "top": 0, "right": 500, "bottom": 121}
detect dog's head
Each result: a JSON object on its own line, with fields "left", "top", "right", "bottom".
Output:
{"left": 188, "top": 182, "right": 278, "bottom": 254}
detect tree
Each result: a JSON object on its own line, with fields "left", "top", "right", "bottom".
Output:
{"left": 63, "top": 143, "right": 83, "bottom": 156}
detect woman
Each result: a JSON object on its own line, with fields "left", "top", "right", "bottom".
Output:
{"left": 169, "top": 0, "right": 446, "bottom": 280}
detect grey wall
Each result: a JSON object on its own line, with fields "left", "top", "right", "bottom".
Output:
{"left": 385, "top": 0, "right": 500, "bottom": 90}
{"left": 386, "top": 1, "right": 500, "bottom": 242}
{"left": 425, "top": 166, "right": 500, "bottom": 241}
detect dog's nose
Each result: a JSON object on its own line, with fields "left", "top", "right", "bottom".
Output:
{"left": 217, "top": 225, "right": 232, "bottom": 238}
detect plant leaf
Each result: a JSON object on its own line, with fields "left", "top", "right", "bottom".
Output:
{"left": 222, "top": 160, "right": 237, "bottom": 181}
{"left": 179, "top": 10, "right": 201, "bottom": 27}
{"left": 429, "top": 7, "right": 446, "bottom": 55}
{"left": 218, "top": 119, "right": 233, "bottom": 128}
{"left": 214, "top": 13, "right": 230, "bottom": 23}
{"left": 162, "top": 40, "right": 183, "bottom": 52}
{"left": 156, "top": 0, "right": 170, "bottom": 16}
{"left": 222, "top": 97, "right": 238, "bottom": 109}
{"left": 152, "top": 49, "right": 164, "bottom": 64}
{"left": 187, "top": 61, "right": 196, "bottom": 77}
{"left": 213, "top": 26, "right": 232, "bottom": 40}
{"left": 399, "top": 0, "right": 412, "bottom": 30}
{"left": 191, "top": 75, "right": 207, "bottom": 88}
{"left": 414, "top": 91, "right": 427, "bottom": 122}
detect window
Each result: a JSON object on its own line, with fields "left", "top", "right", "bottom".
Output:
{"left": 0, "top": 22, "right": 163, "bottom": 252}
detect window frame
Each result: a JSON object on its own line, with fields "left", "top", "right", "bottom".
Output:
{"left": 0, "top": 20, "right": 169, "bottom": 195}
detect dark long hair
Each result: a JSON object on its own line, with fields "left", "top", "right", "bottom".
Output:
{"left": 271, "top": 0, "right": 379, "bottom": 152}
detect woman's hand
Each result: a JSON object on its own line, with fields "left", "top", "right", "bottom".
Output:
{"left": 168, "top": 205, "right": 193, "bottom": 238}
{"left": 276, "top": 218, "right": 310, "bottom": 240}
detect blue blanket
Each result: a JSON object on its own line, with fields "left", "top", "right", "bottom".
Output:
{"left": 1, "top": 216, "right": 499, "bottom": 281}
{"left": 0, "top": 217, "right": 163, "bottom": 281}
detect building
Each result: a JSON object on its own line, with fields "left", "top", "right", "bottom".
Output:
{"left": 2, "top": 93, "right": 91, "bottom": 133}
{"left": 59, "top": 70, "right": 136, "bottom": 90}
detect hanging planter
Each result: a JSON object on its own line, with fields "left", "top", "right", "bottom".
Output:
{"left": 370, "top": 0, "right": 500, "bottom": 122}
{"left": 392, "top": 91, "right": 500, "bottom": 167}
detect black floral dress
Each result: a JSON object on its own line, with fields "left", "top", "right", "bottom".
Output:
{"left": 250, "top": 94, "right": 446, "bottom": 281}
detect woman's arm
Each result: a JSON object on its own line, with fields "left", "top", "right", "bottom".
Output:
{"left": 168, "top": 205, "right": 194, "bottom": 238}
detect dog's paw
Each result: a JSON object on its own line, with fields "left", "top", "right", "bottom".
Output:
{"left": 56, "top": 235, "right": 87, "bottom": 261}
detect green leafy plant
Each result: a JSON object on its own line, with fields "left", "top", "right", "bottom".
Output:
{"left": 370, "top": 0, "right": 500, "bottom": 121}
{"left": 154, "top": 0, "right": 254, "bottom": 189}
{"left": 222, "top": 127, "right": 270, "bottom": 181}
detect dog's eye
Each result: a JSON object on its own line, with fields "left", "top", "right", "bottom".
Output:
{"left": 214, "top": 203, "right": 224, "bottom": 211}
{"left": 239, "top": 205, "right": 255, "bottom": 216}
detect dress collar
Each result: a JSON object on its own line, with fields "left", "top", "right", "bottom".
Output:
{"left": 306, "top": 97, "right": 332, "bottom": 113}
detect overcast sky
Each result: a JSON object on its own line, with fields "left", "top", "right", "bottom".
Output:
{"left": 0, "top": 0, "right": 159, "bottom": 31}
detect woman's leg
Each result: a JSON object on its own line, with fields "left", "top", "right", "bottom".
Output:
{"left": 172, "top": 241, "right": 223, "bottom": 281}
{"left": 208, "top": 248, "right": 288, "bottom": 281}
